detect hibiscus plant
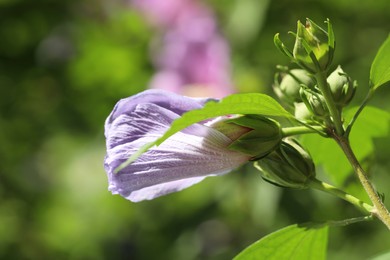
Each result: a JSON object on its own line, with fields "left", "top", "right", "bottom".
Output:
{"left": 104, "top": 19, "right": 390, "bottom": 259}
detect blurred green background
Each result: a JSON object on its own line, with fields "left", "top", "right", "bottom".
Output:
{"left": 1, "top": 0, "right": 390, "bottom": 259}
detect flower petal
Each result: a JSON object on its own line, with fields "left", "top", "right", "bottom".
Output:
{"left": 106, "top": 89, "right": 213, "bottom": 126}
{"left": 111, "top": 176, "right": 206, "bottom": 202}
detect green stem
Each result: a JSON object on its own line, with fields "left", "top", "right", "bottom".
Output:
{"left": 335, "top": 136, "right": 390, "bottom": 230}
{"left": 294, "top": 119, "right": 329, "bottom": 137}
{"left": 308, "top": 179, "right": 374, "bottom": 214}
{"left": 314, "top": 71, "right": 344, "bottom": 135}
{"left": 281, "top": 126, "right": 325, "bottom": 137}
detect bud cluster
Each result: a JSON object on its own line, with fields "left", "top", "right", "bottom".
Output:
{"left": 273, "top": 65, "right": 356, "bottom": 123}
{"left": 233, "top": 18, "right": 359, "bottom": 190}
{"left": 274, "top": 18, "right": 357, "bottom": 125}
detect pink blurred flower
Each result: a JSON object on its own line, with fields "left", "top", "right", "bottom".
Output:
{"left": 130, "top": 0, "right": 235, "bottom": 98}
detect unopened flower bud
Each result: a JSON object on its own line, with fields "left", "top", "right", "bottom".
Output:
{"left": 254, "top": 139, "right": 315, "bottom": 189}
{"left": 327, "top": 66, "right": 356, "bottom": 107}
{"left": 300, "top": 88, "right": 329, "bottom": 118}
{"left": 274, "top": 69, "right": 315, "bottom": 104}
{"left": 226, "top": 115, "right": 282, "bottom": 160}
{"left": 293, "top": 19, "right": 334, "bottom": 72}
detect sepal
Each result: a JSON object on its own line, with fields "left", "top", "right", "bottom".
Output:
{"left": 226, "top": 115, "right": 282, "bottom": 159}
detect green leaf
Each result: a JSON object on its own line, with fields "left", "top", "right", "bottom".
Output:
{"left": 300, "top": 106, "right": 389, "bottom": 197}
{"left": 115, "top": 93, "right": 292, "bottom": 172}
{"left": 370, "top": 35, "right": 390, "bottom": 90}
{"left": 369, "top": 251, "right": 390, "bottom": 260}
{"left": 234, "top": 223, "right": 328, "bottom": 260}
{"left": 155, "top": 93, "right": 291, "bottom": 145}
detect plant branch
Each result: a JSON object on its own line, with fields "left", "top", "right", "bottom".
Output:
{"left": 281, "top": 125, "right": 326, "bottom": 137}
{"left": 335, "top": 136, "right": 390, "bottom": 230}
{"left": 294, "top": 119, "right": 329, "bottom": 137}
{"left": 308, "top": 178, "right": 373, "bottom": 214}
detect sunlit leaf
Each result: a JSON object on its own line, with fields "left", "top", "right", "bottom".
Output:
{"left": 156, "top": 93, "right": 292, "bottom": 146}
{"left": 369, "top": 251, "right": 390, "bottom": 260}
{"left": 234, "top": 223, "right": 328, "bottom": 260}
{"left": 370, "top": 35, "right": 390, "bottom": 90}
{"left": 116, "top": 93, "right": 292, "bottom": 172}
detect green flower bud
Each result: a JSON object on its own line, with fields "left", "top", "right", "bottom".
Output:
{"left": 300, "top": 88, "right": 329, "bottom": 118}
{"left": 274, "top": 69, "right": 315, "bottom": 104}
{"left": 227, "top": 115, "right": 282, "bottom": 160}
{"left": 254, "top": 139, "right": 315, "bottom": 189}
{"left": 292, "top": 19, "right": 335, "bottom": 73}
{"left": 327, "top": 66, "right": 357, "bottom": 107}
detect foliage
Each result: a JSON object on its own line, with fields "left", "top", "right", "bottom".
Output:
{"left": 113, "top": 14, "right": 390, "bottom": 260}
{"left": 370, "top": 35, "right": 390, "bottom": 89}
{"left": 234, "top": 223, "right": 328, "bottom": 260}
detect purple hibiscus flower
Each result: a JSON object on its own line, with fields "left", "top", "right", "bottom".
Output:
{"left": 104, "top": 90, "right": 251, "bottom": 202}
